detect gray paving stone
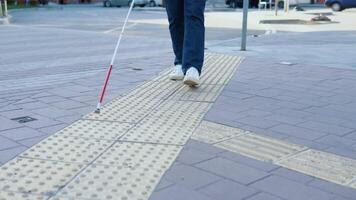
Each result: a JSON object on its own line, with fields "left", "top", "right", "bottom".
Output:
{"left": 176, "top": 147, "right": 217, "bottom": 165}
{"left": 164, "top": 164, "right": 222, "bottom": 189}
{"left": 23, "top": 115, "right": 62, "bottom": 129}
{"left": 0, "top": 145, "right": 27, "bottom": 164}
{"left": 264, "top": 114, "right": 307, "bottom": 125}
{"left": 298, "top": 121, "right": 354, "bottom": 136}
{"left": 17, "top": 134, "right": 50, "bottom": 148}
{"left": 246, "top": 192, "right": 284, "bottom": 200}
{"left": 186, "top": 140, "right": 226, "bottom": 155}
{"left": 235, "top": 116, "right": 281, "bottom": 129}
{"left": 0, "top": 135, "right": 20, "bottom": 150}
{"left": 195, "top": 157, "right": 269, "bottom": 185}
{"left": 251, "top": 175, "right": 334, "bottom": 200}
{"left": 344, "top": 131, "right": 356, "bottom": 141}
{"left": 37, "top": 95, "right": 68, "bottom": 103}
{"left": 50, "top": 100, "right": 87, "bottom": 110}
{"left": 154, "top": 178, "right": 175, "bottom": 191}
{"left": 270, "top": 124, "right": 327, "bottom": 140}
{"left": 325, "top": 146, "right": 356, "bottom": 160}
{"left": 270, "top": 167, "right": 314, "bottom": 184}
{"left": 273, "top": 108, "right": 312, "bottom": 119}
{"left": 55, "top": 114, "right": 82, "bottom": 124}
{"left": 0, "top": 127, "right": 45, "bottom": 141}
{"left": 198, "top": 179, "right": 258, "bottom": 200}
{"left": 218, "top": 151, "right": 279, "bottom": 172}
{"left": 316, "top": 135, "right": 356, "bottom": 148}
{"left": 0, "top": 109, "right": 35, "bottom": 119}
{"left": 17, "top": 101, "right": 50, "bottom": 110}
{"left": 31, "top": 107, "right": 77, "bottom": 118}
{"left": 38, "top": 123, "right": 68, "bottom": 134}
{"left": 0, "top": 116, "right": 23, "bottom": 131}
{"left": 307, "top": 179, "right": 356, "bottom": 200}
{"left": 149, "top": 185, "right": 213, "bottom": 200}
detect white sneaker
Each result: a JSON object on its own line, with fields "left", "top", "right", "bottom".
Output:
{"left": 169, "top": 64, "right": 184, "bottom": 80}
{"left": 183, "top": 67, "right": 200, "bottom": 87}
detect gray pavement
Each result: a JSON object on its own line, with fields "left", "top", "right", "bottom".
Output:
{"left": 152, "top": 29, "right": 356, "bottom": 200}
{"left": 1, "top": 4, "right": 356, "bottom": 200}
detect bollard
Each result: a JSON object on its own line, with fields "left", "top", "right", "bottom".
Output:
{"left": 241, "top": 0, "right": 249, "bottom": 51}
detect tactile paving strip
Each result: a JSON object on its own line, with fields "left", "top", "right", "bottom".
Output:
{"left": 0, "top": 158, "right": 83, "bottom": 196}
{"left": 95, "top": 142, "right": 182, "bottom": 168}
{"left": 84, "top": 81, "right": 182, "bottom": 123}
{"left": 278, "top": 149, "right": 356, "bottom": 187}
{"left": 0, "top": 191, "right": 46, "bottom": 200}
{"left": 122, "top": 101, "right": 211, "bottom": 145}
{"left": 170, "top": 84, "right": 224, "bottom": 102}
{"left": 201, "top": 54, "right": 243, "bottom": 85}
{"left": 55, "top": 143, "right": 182, "bottom": 200}
{"left": 20, "top": 135, "right": 112, "bottom": 164}
{"left": 215, "top": 133, "right": 307, "bottom": 163}
{"left": 57, "top": 120, "right": 133, "bottom": 141}
{"left": 194, "top": 122, "right": 356, "bottom": 190}
{"left": 192, "top": 121, "right": 248, "bottom": 144}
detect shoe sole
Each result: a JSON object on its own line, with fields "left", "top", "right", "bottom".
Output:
{"left": 169, "top": 75, "right": 184, "bottom": 81}
{"left": 184, "top": 79, "right": 199, "bottom": 87}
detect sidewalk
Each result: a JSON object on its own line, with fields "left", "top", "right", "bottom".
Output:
{"left": 1, "top": 6, "right": 356, "bottom": 200}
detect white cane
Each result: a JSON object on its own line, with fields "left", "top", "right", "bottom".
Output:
{"left": 95, "top": 0, "right": 135, "bottom": 114}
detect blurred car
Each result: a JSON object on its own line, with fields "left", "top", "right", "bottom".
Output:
{"left": 148, "top": 0, "right": 163, "bottom": 7}
{"left": 325, "top": 0, "right": 356, "bottom": 11}
{"left": 103, "top": 0, "right": 149, "bottom": 7}
{"left": 225, "top": 0, "right": 259, "bottom": 8}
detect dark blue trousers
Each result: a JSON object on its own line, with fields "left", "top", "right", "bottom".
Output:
{"left": 166, "top": 0, "right": 206, "bottom": 74}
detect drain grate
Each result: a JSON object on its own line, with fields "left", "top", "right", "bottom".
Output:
{"left": 11, "top": 116, "right": 37, "bottom": 124}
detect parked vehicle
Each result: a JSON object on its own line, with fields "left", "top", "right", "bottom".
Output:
{"left": 225, "top": 0, "right": 259, "bottom": 8}
{"left": 325, "top": 0, "right": 356, "bottom": 11}
{"left": 148, "top": 0, "right": 163, "bottom": 7}
{"left": 225, "top": 0, "right": 310, "bottom": 8}
{"left": 103, "top": 0, "right": 149, "bottom": 7}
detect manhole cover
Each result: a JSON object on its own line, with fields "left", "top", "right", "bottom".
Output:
{"left": 11, "top": 116, "right": 37, "bottom": 123}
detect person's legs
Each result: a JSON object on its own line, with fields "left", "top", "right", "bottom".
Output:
{"left": 165, "top": 0, "right": 185, "bottom": 66}
{"left": 183, "top": 0, "right": 206, "bottom": 74}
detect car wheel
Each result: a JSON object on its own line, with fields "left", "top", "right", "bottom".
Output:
{"left": 331, "top": 2, "right": 342, "bottom": 11}
{"left": 104, "top": 1, "right": 111, "bottom": 7}
{"left": 149, "top": 0, "right": 156, "bottom": 7}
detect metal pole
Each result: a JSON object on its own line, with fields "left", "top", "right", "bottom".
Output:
{"left": 4, "top": 0, "right": 7, "bottom": 17}
{"left": 275, "top": 0, "right": 278, "bottom": 16}
{"left": 0, "top": 1, "right": 3, "bottom": 17}
{"left": 241, "top": 0, "right": 248, "bottom": 51}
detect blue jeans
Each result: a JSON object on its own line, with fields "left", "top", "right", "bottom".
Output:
{"left": 166, "top": 0, "right": 206, "bottom": 74}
